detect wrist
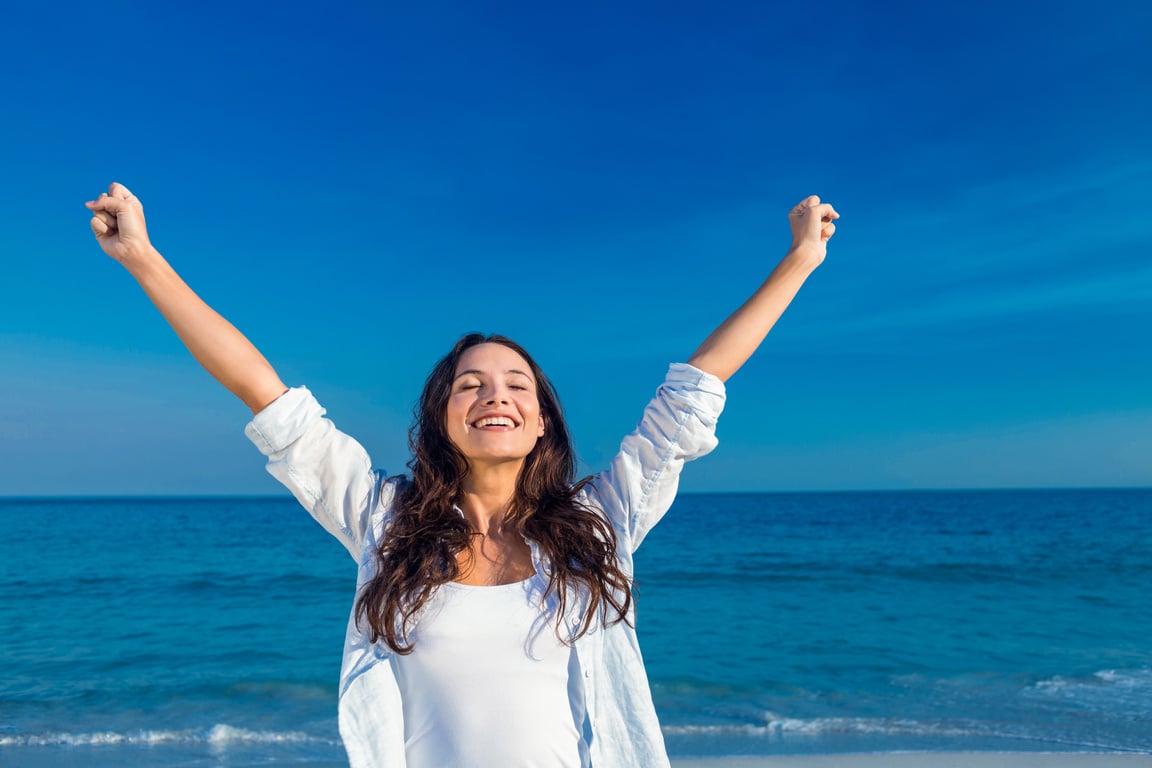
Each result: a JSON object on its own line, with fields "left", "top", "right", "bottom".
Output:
{"left": 783, "top": 243, "right": 825, "bottom": 272}
{"left": 121, "top": 245, "right": 167, "bottom": 277}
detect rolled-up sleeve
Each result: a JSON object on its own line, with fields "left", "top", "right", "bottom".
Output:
{"left": 245, "top": 387, "right": 382, "bottom": 560}
{"left": 588, "top": 363, "right": 726, "bottom": 552}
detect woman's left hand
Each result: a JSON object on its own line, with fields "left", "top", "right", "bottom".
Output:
{"left": 787, "top": 195, "right": 839, "bottom": 266}
{"left": 687, "top": 195, "right": 840, "bottom": 382}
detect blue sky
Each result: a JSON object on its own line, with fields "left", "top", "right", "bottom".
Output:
{"left": 1, "top": 0, "right": 1149, "bottom": 494}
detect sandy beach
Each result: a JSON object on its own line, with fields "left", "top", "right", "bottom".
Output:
{"left": 673, "top": 755, "right": 1152, "bottom": 768}
{"left": 4, "top": 750, "right": 1149, "bottom": 768}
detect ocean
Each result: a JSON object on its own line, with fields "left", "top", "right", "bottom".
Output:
{"left": 1, "top": 490, "right": 1150, "bottom": 765}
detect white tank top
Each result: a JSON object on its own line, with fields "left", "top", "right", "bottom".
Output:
{"left": 392, "top": 572, "right": 587, "bottom": 768}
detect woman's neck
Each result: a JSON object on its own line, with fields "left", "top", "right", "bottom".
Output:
{"left": 454, "top": 463, "right": 536, "bottom": 586}
{"left": 458, "top": 462, "right": 521, "bottom": 534}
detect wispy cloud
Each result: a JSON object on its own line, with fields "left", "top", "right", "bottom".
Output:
{"left": 794, "top": 152, "right": 1152, "bottom": 337}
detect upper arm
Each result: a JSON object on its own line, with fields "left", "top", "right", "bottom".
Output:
{"left": 244, "top": 387, "right": 383, "bottom": 560}
{"left": 587, "top": 363, "right": 726, "bottom": 553}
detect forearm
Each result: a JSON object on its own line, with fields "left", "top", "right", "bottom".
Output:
{"left": 687, "top": 247, "right": 820, "bottom": 382}
{"left": 128, "top": 248, "right": 287, "bottom": 413}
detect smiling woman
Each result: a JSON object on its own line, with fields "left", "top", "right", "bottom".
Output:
{"left": 84, "top": 182, "right": 837, "bottom": 768}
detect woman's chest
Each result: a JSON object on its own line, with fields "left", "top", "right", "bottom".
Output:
{"left": 453, "top": 532, "right": 537, "bottom": 586}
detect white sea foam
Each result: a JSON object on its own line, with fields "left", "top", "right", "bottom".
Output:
{"left": 0, "top": 724, "right": 332, "bottom": 748}
{"left": 660, "top": 707, "right": 1151, "bottom": 753}
{"left": 1027, "top": 668, "right": 1152, "bottom": 714}
{"left": 662, "top": 714, "right": 974, "bottom": 738}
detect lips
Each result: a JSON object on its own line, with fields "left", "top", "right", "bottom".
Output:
{"left": 472, "top": 415, "right": 518, "bottom": 429}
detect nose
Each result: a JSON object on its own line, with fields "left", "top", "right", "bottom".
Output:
{"left": 483, "top": 385, "right": 511, "bottom": 405}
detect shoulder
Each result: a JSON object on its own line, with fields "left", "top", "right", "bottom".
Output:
{"left": 378, "top": 474, "right": 411, "bottom": 511}
{"left": 361, "top": 473, "right": 412, "bottom": 550}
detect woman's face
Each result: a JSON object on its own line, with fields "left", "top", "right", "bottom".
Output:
{"left": 445, "top": 343, "right": 546, "bottom": 467}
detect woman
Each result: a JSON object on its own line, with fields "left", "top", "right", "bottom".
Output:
{"left": 85, "top": 183, "right": 838, "bottom": 767}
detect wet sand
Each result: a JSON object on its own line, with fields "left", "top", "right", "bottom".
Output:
{"left": 672, "top": 754, "right": 1152, "bottom": 768}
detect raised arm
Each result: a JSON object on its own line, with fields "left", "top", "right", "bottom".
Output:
{"left": 86, "top": 183, "right": 287, "bottom": 413}
{"left": 687, "top": 195, "right": 839, "bottom": 382}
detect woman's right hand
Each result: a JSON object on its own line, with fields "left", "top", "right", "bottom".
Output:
{"left": 82, "top": 181, "right": 288, "bottom": 412}
{"left": 786, "top": 194, "right": 839, "bottom": 268}
{"left": 85, "top": 182, "right": 155, "bottom": 267}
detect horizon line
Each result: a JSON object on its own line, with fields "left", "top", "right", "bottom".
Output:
{"left": 2, "top": 485, "right": 1150, "bottom": 502}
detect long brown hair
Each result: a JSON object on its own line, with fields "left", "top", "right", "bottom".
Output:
{"left": 354, "top": 333, "right": 633, "bottom": 653}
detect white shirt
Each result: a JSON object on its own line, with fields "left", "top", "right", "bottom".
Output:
{"left": 245, "top": 363, "right": 726, "bottom": 767}
{"left": 394, "top": 574, "right": 583, "bottom": 767}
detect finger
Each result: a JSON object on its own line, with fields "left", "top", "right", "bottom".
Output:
{"left": 815, "top": 203, "right": 839, "bottom": 222}
{"left": 108, "top": 181, "right": 135, "bottom": 200}
{"left": 87, "top": 194, "right": 132, "bottom": 215}
{"left": 92, "top": 209, "right": 117, "bottom": 230}
{"left": 90, "top": 216, "right": 111, "bottom": 238}
{"left": 789, "top": 195, "right": 821, "bottom": 215}
{"left": 821, "top": 222, "right": 836, "bottom": 240}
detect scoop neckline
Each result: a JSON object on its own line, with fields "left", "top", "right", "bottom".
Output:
{"left": 445, "top": 573, "right": 538, "bottom": 591}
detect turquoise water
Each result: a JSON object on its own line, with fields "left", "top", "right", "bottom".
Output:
{"left": 2, "top": 490, "right": 1150, "bottom": 764}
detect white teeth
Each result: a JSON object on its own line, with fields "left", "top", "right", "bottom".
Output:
{"left": 474, "top": 417, "right": 514, "bottom": 428}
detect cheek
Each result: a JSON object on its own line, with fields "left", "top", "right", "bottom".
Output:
{"left": 444, "top": 402, "right": 469, "bottom": 441}
{"left": 446, "top": 394, "right": 470, "bottom": 420}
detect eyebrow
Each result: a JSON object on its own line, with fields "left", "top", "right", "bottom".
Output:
{"left": 453, "top": 368, "right": 535, "bottom": 382}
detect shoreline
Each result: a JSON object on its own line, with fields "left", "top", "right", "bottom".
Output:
{"left": 2, "top": 748, "right": 1148, "bottom": 768}
{"left": 673, "top": 754, "right": 1152, "bottom": 767}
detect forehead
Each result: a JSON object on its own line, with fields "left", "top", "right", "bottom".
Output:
{"left": 453, "top": 343, "right": 535, "bottom": 379}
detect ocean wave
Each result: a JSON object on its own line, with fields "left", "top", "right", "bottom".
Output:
{"left": 1026, "top": 668, "right": 1152, "bottom": 714}
{"left": 661, "top": 712, "right": 1152, "bottom": 752}
{"left": 662, "top": 714, "right": 971, "bottom": 738}
{"left": 1034, "top": 668, "right": 1152, "bottom": 691}
{"left": 0, "top": 723, "right": 337, "bottom": 748}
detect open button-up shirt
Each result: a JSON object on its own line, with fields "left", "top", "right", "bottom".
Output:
{"left": 244, "top": 363, "right": 726, "bottom": 767}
